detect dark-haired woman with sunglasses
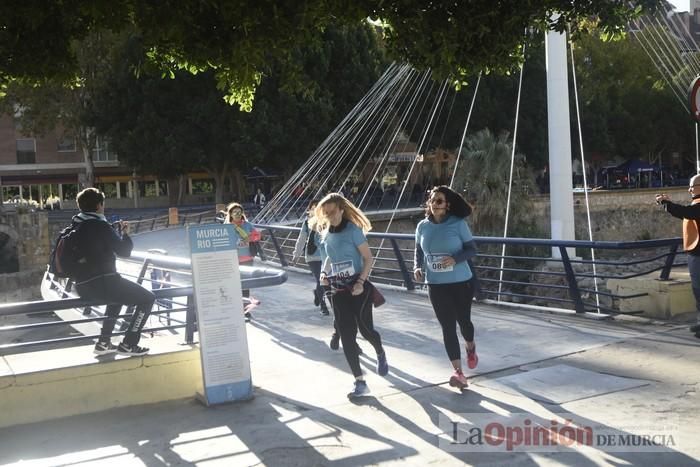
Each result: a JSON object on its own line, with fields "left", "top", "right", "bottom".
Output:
{"left": 225, "top": 202, "right": 261, "bottom": 320}
{"left": 414, "top": 185, "right": 478, "bottom": 390}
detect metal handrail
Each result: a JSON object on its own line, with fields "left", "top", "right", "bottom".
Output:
{"left": 24, "top": 208, "right": 689, "bottom": 350}
{"left": 252, "top": 223, "right": 686, "bottom": 315}
{"left": 2, "top": 247, "right": 287, "bottom": 352}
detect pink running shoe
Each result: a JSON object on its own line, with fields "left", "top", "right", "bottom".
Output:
{"left": 449, "top": 369, "right": 468, "bottom": 389}
{"left": 467, "top": 344, "right": 478, "bottom": 369}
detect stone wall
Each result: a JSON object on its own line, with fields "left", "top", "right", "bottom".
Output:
{"left": 0, "top": 211, "right": 49, "bottom": 301}
{"left": 0, "top": 269, "right": 46, "bottom": 302}
{"left": 531, "top": 187, "right": 689, "bottom": 241}
{"left": 370, "top": 187, "right": 689, "bottom": 241}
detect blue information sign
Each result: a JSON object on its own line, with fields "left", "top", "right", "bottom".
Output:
{"left": 188, "top": 224, "right": 252, "bottom": 405}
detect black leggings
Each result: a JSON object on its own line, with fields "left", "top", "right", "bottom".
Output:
{"left": 76, "top": 274, "right": 155, "bottom": 345}
{"left": 308, "top": 260, "right": 324, "bottom": 305}
{"left": 427, "top": 280, "right": 474, "bottom": 361}
{"left": 332, "top": 286, "right": 384, "bottom": 377}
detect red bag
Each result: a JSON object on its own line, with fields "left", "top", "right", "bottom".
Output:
{"left": 369, "top": 282, "right": 386, "bottom": 307}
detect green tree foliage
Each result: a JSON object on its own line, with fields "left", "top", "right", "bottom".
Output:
{"left": 90, "top": 24, "right": 385, "bottom": 203}
{"left": 437, "top": 24, "right": 693, "bottom": 178}
{"left": 571, "top": 26, "right": 695, "bottom": 170}
{"left": 250, "top": 24, "right": 386, "bottom": 174}
{"left": 452, "top": 129, "right": 539, "bottom": 237}
{"left": 453, "top": 129, "right": 544, "bottom": 294}
{"left": 0, "top": 1, "right": 662, "bottom": 109}
{"left": 436, "top": 38, "right": 549, "bottom": 170}
{"left": 1, "top": 30, "right": 120, "bottom": 187}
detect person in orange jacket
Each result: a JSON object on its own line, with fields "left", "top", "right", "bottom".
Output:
{"left": 656, "top": 174, "right": 700, "bottom": 338}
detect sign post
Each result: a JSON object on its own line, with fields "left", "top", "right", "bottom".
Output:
{"left": 188, "top": 224, "right": 252, "bottom": 405}
{"left": 689, "top": 76, "right": 700, "bottom": 172}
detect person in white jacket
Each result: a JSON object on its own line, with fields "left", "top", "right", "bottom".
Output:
{"left": 292, "top": 200, "right": 329, "bottom": 315}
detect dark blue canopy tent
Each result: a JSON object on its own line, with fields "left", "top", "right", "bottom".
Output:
{"left": 617, "top": 159, "right": 659, "bottom": 188}
{"left": 600, "top": 159, "right": 659, "bottom": 188}
{"left": 616, "top": 159, "right": 657, "bottom": 173}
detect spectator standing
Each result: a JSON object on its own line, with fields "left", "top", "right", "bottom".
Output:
{"left": 254, "top": 188, "right": 267, "bottom": 208}
{"left": 225, "top": 202, "right": 261, "bottom": 320}
{"left": 656, "top": 175, "right": 700, "bottom": 338}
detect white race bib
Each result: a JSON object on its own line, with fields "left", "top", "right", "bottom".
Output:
{"left": 427, "top": 254, "right": 453, "bottom": 273}
{"left": 331, "top": 260, "right": 356, "bottom": 280}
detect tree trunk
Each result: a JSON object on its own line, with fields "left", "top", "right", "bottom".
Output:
{"left": 81, "top": 145, "right": 95, "bottom": 188}
{"left": 79, "top": 127, "right": 96, "bottom": 188}
{"left": 167, "top": 176, "right": 180, "bottom": 206}
{"left": 231, "top": 168, "right": 246, "bottom": 201}
{"left": 214, "top": 172, "right": 226, "bottom": 204}
{"left": 208, "top": 162, "right": 228, "bottom": 205}
{"left": 179, "top": 174, "right": 187, "bottom": 204}
{"left": 226, "top": 172, "right": 235, "bottom": 202}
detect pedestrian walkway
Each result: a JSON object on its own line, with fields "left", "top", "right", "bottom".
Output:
{"left": 1, "top": 272, "right": 699, "bottom": 466}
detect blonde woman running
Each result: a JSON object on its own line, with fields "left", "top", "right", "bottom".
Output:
{"left": 317, "top": 193, "right": 388, "bottom": 399}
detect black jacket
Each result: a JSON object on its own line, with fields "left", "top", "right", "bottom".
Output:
{"left": 72, "top": 213, "right": 133, "bottom": 282}
{"left": 662, "top": 199, "right": 700, "bottom": 255}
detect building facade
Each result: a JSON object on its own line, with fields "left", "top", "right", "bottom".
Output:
{"left": 0, "top": 115, "right": 217, "bottom": 209}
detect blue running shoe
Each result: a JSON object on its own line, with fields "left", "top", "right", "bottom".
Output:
{"left": 347, "top": 380, "right": 370, "bottom": 399}
{"left": 377, "top": 352, "right": 389, "bottom": 376}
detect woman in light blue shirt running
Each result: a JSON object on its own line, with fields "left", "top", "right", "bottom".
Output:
{"left": 317, "top": 192, "right": 389, "bottom": 399}
{"left": 414, "top": 185, "right": 478, "bottom": 390}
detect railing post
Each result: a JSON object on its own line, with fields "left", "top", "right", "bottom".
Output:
{"left": 169, "top": 207, "right": 179, "bottom": 226}
{"left": 63, "top": 279, "right": 73, "bottom": 298}
{"left": 559, "top": 246, "right": 585, "bottom": 313}
{"left": 390, "top": 238, "right": 415, "bottom": 291}
{"left": 185, "top": 295, "right": 196, "bottom": 344}
{"left": 134, "top": 216, "right": 142, "bottom": 234}
{"left": 136, "top": 259, "right": 151, "bottom": 285}
{"left": 267, "top": 229, "right": 288, "bottom": 267}
{"left": 659, "top": 243, "right": 679, "bottom": 280}
{"left": 151, "top": 217, "right": 157, "bottom": 231}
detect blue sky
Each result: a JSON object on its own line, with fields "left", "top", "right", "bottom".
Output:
{"left": 670, "top": 0, "right": 689, "bottom": 12}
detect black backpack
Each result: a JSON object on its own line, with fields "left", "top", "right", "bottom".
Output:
{"left": 48, "top": 222, "right": 85, "bottom": 278}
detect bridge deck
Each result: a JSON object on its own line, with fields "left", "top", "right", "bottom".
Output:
{"left": 1, "top": 270, "right": 699, "bottom": 465}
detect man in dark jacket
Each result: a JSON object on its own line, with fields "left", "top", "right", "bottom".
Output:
{"left": 73, "top": 188, "right": 155, "bottom": 356}
{"left": 656, "top": 174, "right": 700, "bottom": 338}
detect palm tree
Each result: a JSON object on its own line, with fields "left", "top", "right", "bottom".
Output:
{"left": 452, "top": 128, "right": 538, "bottom": 237}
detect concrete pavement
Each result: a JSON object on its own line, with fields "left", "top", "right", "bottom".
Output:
{"left": 1, "top": 271, "right": 699, "bottom": 466}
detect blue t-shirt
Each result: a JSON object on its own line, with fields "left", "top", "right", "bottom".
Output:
{"left": 230, "top": 220, "right": 256, "bottom": 263}
{"left": 415, "top": 215, "right": 473, "bottom": 284}
{"left": 321, "top": 221, "right": 367, "bottom": 283}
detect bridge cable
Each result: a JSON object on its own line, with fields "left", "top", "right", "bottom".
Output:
{"left": 449, "top": 73, "right": 482, "bottom": 188}
{"left": 497, "top": 42, "right": 526, "bottom": 302}
{"left": 569, "top": 27, "right": 602, "bottom": 312}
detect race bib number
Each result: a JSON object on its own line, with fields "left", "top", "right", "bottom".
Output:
{"left": 331, "top": 260, "right": 356, "bottom": 280}
{"left": 427, "top": 254, "right": 453, "bottom": 272}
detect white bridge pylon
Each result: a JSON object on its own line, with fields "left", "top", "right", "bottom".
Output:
{"left": 546, "top": 21, "right": 576, "bottom": 258}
